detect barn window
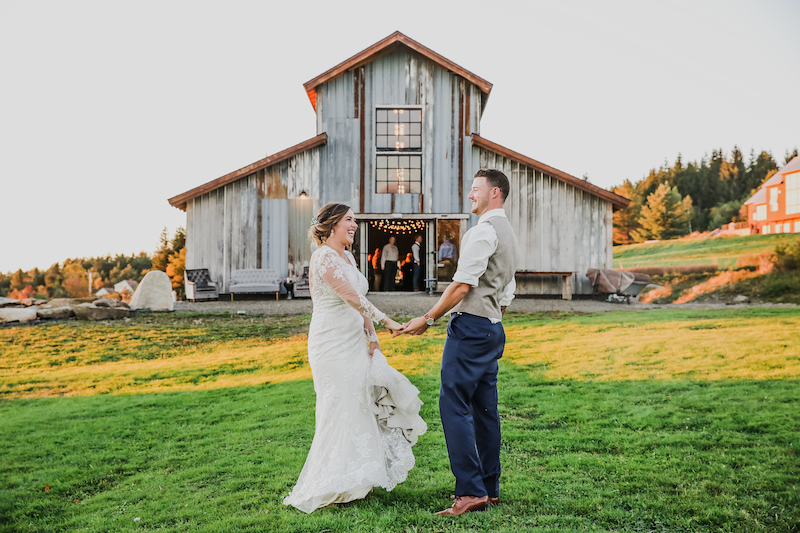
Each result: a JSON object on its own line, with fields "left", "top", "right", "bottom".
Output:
{"left": 376, "top": 107, "right": 422, "bottom": 194}
{"left": 786, "top": 172, "right": 800, "bottom": 215}
{"left": 755, "top": 204, "right": 767, "bottom": 221}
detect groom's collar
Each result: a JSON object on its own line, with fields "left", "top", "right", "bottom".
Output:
{"left": 478, "top": 208, "right": 507, "bottom": 224}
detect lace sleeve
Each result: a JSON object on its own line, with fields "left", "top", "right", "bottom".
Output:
{"left": 314, "top": 248, "right": 387, "bottom": 324}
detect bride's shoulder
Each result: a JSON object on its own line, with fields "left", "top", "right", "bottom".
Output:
{"left": 311, "top": 245, "right": 338, "bottom": 266}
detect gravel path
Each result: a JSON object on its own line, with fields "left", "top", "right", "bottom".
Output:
{"left": 174, "top": 293, "right": 797, "bottom": 317}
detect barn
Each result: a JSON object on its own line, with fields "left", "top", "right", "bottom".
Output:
{"left": 168, "top": 32, "right": 630, "bottom": 298}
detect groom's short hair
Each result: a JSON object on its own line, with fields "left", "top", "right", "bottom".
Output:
{"left": 475, "top": 168, "right": 510, "bottom": 202}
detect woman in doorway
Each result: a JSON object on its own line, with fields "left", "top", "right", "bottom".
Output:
{"left": 283, "top": 203, "right": 427, "bottom": 513}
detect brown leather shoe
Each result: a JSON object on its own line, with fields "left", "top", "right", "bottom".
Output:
{"left": 435, "top": 495, "right": 490, "bottom": 516}
{"left": 489, "top": 497, "right": 500, "bottom": 506}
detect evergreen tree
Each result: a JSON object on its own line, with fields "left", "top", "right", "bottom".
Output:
{"left": 631, "top": 184, "right": 693, "bottom": 241}
{"left": 785, "top": 148, "right": 799, "bottom": 165}
{"left": 151, "top": 227, "right": 171, "bottom": 272}
{"left": 612, "top": 180, "right": 641, "bottom": 244}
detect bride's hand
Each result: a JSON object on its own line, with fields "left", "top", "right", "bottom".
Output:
{"left": 382, "top": 317, "right": 402, "bottom": 334}
{"left": 368, "top": 341, "right": 379, "bottom": 358}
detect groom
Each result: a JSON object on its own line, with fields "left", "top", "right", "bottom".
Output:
{"left": 395, "top": 168, "right": 520, "bottom": 516}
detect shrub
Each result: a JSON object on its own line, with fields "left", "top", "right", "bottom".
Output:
{"left": 773, "top": 239, "right": 800, "bottom": 272}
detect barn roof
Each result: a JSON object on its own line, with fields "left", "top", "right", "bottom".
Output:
{"left": 471, "top": 135, "right": 631, "bottom": 211}
{"left": 167, "top": 133, "right": 327, "bottom": 211}
{"left": 303, "top": 31, "right": 493, "bottom": 113}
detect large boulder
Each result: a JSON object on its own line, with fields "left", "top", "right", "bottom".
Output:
{"left": 0, "top": 307, "right": 38, "bottom": 323}
{"left": 72, "top": 303, "right": 129, "bottom": 321}
{"left": 39, "top": 298, "right": 95, "bottom": 309}
{"left": 37, "top": 306, "right": 75, "bottom": 320}
{"left": 0, "top": 297, "right": 21, "bottom": 308}
{"left": 129, "top": 271, "right": 174, "bottom": 311}
{"left": 93, "top": 299, "right": 129, "bottom": 309}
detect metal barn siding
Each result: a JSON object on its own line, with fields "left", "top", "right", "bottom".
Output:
{"left": 472, "top": 146, "right": 614, "bottom": 296}
{"left": 316, "top": 48, "right": 484, "bottom": 214}
{"left": 184, "top": 147, "right": 322, "bottom": 293}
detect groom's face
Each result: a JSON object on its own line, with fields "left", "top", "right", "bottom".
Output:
{"left": 468, "top": 177, "right": 493, "bottom": 216}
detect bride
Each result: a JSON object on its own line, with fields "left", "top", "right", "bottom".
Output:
{"left": 283, "top": 203, "right": 427, "bottom": 513}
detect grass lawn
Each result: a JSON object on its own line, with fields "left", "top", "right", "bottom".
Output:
{"left": 613, "top": 234, "right": 800, "bottom": 271}
{"left": 1, "top": 310, "right": 799, "bottom": 532}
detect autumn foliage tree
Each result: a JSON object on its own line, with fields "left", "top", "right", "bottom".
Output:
{"left": 631, "top": 183, "right": 694, "bottom": 242}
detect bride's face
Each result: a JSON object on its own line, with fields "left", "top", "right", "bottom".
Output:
{"left": 332, "top": 209, "right": 358, "bottom": 245}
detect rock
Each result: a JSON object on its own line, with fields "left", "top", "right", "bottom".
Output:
{"left": 72, "top": 303, "right": 95, "bottom": 321}
{"left": 0, "top": 307, "right": 38, "bottom": 323}
{"left": 37, "top": 306, "right": 75, "bottom": 320}
{"left": 0, "top": 297, "right": 21, "bottom": 308}
{"left": 85, "top": 306, "right": 129, "bottom": 321}
{"left": 19, "top": 298, "right": 46, "bottom": 307}
{"left": 92, "top": 298, "right": 129, "bottom": 308}
{"left": 733, "top": 295, "right": 750, "bottom": 304}
{"left": 40, "top": 298, "right": 95, "bottom": 309}
{"left": 129, "top": 271, "right": 173, "bottom": 312}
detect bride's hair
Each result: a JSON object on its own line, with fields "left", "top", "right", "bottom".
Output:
{"left": 310, "top": 203, "right": 351, "bottom": 246}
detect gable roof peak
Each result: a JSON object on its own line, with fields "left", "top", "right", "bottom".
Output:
{"left": 303, "top": 31, "right": 492, "bottom": 111}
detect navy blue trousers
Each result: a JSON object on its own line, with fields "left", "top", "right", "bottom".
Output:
{"left": 439, "top": 312, "right": 504, "bottom": 498}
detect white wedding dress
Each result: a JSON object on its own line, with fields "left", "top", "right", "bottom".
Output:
{"left": 283, "top": 245, "right": 427, "bottom": 514}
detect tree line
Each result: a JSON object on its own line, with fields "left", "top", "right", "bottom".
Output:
{"left": 613, "top": 147, "right": 798, "bottom": 244}
{"left": 0, "top": 228, "right": 186, "bottom": 300}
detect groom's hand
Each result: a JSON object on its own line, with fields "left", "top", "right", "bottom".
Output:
{"left": 393, "top": 316, "right": 429, "bottom": 337}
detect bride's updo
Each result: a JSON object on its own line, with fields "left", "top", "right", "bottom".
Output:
{"left": 310, "top": 203, "right": 351, "bottom": 246}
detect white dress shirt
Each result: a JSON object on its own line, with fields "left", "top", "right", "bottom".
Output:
{"left": 380, "top": 243, "right": 399, "bottom": 269}
{"left": 452, "top": 208, "right": 516, "bottom": 320}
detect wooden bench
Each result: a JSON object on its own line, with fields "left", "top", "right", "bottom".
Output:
{"left": 515, "top": 271, "right": 575, "bottom": 300}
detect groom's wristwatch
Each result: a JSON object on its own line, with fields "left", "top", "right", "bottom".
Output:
{"left": 424, "top": 313, "right": 435, "bottom": 326}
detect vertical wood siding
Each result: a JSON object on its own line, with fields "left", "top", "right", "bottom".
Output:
{"left": 471, "top": 146, "right": 613, "bottom": 295}
{"left": 185, "top": 148, "right": 321, "bottom": 292}
{"left": 317, "top": 48, "right": 483, "bottom": 215}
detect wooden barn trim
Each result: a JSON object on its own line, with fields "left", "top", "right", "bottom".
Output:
{"left": 303, "top": 31, "right": 492, "bottom": 112}
{"left": 168, "top": 133, "right": 327, "bottom": 211}
{"left": 471, "top": 135, "right": 630, "bottom": 211}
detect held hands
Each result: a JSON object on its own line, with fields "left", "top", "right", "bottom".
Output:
{"left": 381, "top": 317, "right": 402, "bottom": 335}
{"left": 392, "top": 316, "right": 429, "bottom": 337}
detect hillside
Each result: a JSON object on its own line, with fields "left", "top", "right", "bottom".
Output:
{"left": 613, "top": 233, "right": 800, "bottom": 304}
{"left": 613, "top": 233, "right": 798, "bottom": 271}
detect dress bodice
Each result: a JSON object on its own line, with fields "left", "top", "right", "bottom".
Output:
{"left": 309, "top": 245, "right": 384, "bottom": 323}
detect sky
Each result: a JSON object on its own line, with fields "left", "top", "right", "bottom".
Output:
{"left": 1, "top": 0, "right": 798, "bottom": 273}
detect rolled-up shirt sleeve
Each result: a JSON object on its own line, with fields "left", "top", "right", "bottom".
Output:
{"left": 452, "top": 223, "right": 498, "bottom": 287}
{"left": 499, "top": 276, "right": 516, "bottom": 307}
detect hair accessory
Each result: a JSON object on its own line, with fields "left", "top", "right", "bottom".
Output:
{"left": 310, "top": 216, "right": 320, "bottom": 226}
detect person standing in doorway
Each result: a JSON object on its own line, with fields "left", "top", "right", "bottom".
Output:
{"left": 411, "top": 234, "right": 423, "bottom": 292}
{"left": 395, "top": 169, "right": 520, "bottom": 516}
{"left": 381, "top": 236, "right": 399, "bottom": 291}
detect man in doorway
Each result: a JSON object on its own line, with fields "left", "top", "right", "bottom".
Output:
{"left": 380, "top": 236, "right": 399, "bottom": 291}
{"left": 411, "top": 234, "right": 423, "bottom": 292}
{"left": 395, "top": 169, "right": 520, "bottom": 516}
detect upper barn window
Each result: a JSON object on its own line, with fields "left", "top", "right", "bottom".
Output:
{"left": 376, "top": 107, "right": 422, "bottom": 194}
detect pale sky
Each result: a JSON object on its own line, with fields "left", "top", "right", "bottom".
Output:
{"left": 1, "top": 0, "right": 798, "bottom": 273}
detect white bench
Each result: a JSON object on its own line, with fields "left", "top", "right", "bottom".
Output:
{"left": 229, "top": 269, "right": 282, "bottom": 300}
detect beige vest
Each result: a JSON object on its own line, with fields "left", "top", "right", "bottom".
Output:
{"left": 451, "top": 215, "right": 520, "bottom": 321}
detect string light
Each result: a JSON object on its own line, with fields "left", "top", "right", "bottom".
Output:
{"left": 369, "top": 219, "right": 426, "bottom": 235}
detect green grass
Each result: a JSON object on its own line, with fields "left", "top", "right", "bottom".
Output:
{"left": 2, "top": 310, "right": 799, "bottom": 532}
{"left": 613, "top": 233, "right": 800, "bottom": 270}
